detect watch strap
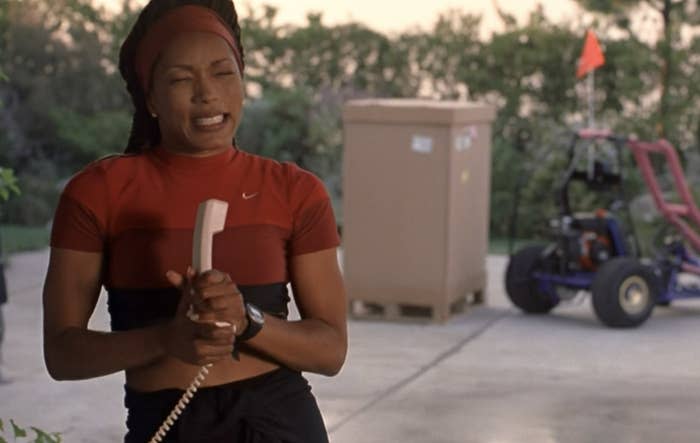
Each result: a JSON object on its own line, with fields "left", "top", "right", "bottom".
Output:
{"left": 237, "top": 303, "right": 264, "bottom": 342}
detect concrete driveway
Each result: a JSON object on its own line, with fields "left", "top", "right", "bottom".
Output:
{"left": 1, "top": 249, "right": 699, "bottom": 442}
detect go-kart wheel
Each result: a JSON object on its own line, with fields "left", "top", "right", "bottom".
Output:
{"left": 505, "top": 245, "right": 558, "bottom": 314}
{"left": 591, "top": 258, "right": 657, "bottom": 328}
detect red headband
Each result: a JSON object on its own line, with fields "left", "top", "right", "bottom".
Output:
{"left": 134, "top": 5, "right": 243, "bottom": 93}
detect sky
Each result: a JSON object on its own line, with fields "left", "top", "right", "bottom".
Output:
{"left": 99, "top": 0, "right": 583, "bottom": 35}
{"left": 235, "top": 0, "right": 582, "bottom": 34}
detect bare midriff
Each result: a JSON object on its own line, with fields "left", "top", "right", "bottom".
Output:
{"left": 125, "top": 353, "right": 280, "bottom": 392}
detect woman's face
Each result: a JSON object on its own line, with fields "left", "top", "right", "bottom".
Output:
{"left": 147, "top": 31, "right": 243, "bottom": 155}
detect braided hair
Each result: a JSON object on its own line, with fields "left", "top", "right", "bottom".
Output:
{"left": 118, "top": 0, "right": 246, "bottom": 154}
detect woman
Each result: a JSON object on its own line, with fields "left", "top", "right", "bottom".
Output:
{"left": 42, "top": 1, "right": 347, "bottom": 442}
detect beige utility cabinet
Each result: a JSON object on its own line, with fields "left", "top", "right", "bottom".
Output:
{"left": 342, "top": 99, "right": 496, "bottom": 322}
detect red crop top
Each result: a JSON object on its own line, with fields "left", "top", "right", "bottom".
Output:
{"left": 50, "top": 145, "right": 340, "bottom": 330}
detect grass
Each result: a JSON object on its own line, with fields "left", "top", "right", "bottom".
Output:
{"left": 488, "top": 238, "right": 545, "bottom": 255}
{"left": 0, "top": 224, "right": 50, "bottom": 256}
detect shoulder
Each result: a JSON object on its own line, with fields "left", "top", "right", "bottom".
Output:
{"left": 235, "top": 150, "right": 331, "bottom": 211}
{"left": 237, "top": 150, "right": 326, "bottom": 194}
{"left": 282, "top": 162, "right": 327, "bottom": 197}
{"left": 237, "top": 149, "right": 286, "bottom": 178}
{"left": 61, "top": 153, "right": 142, "bottom": 201}
{"left": 280, "top": 163, "right": 332, "bottom": 218}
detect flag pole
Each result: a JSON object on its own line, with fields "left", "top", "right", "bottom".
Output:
{"left": 587, "top": 69, "right": 595, "bottom": 129}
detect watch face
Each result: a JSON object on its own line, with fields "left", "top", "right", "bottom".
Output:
{"left": 247, "top": 303, "right": 264, "bottom": 323}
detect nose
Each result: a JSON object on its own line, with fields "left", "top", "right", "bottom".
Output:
{"left": 193, "top": 74, "right": 217, "bottom": 104}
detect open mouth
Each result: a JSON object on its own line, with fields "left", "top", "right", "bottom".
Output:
{"left": 192, "top": 113, "right": 229, "bottom": 131}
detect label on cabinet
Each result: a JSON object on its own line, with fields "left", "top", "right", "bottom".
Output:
{"left": 455, "top": 126, "right": 479, "bottom": 152}
{"left": 461, "top": 170, "right": 470, "bottom": 184}
{"left": 411, "top": 135, "right": 433, "bottom": 154}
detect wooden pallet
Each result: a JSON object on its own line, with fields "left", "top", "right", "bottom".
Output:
{"left": 349, "top": 290, "right": 485, "bottom": 323}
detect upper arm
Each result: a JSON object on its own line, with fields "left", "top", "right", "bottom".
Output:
{"left": 45, "top": 162, "right": 109, "bottom": 340}
{"left": 285, "top": 162, "right": 345, "bottom": 338}
{"left": 285, "top": 163, "right": 340, "bottom": 257}
{"left": 289, "top": 248, "right": 347, "bottom": 341}
{"left": 43, "top": 248, "right": 104, "bottom": 343}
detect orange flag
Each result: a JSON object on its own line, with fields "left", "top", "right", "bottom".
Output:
{"left": 576, "top": 30, "right": 605, "bottom": 79}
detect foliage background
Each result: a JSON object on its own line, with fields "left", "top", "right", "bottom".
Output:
{"left": 2, "top": 0, "right": 700, "bottom": 246}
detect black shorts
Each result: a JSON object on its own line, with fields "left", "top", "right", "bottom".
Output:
{"left": 124, "top": 367, "right": 329, "bottom": 443}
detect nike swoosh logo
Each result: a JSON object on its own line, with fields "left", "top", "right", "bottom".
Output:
{"left": 242, "top": 192, "right": 259, "bottom": 200}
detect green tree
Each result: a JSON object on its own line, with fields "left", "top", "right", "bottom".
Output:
{"left": 2, "top": 0, "right": 693, "bottom": 243}
{"left": 574, "top": 0, "right": 700, "bottom": 145}
{"left": 464, "top": 7, "right": 658, "bottom": 238}
{"left": 0, "top": 2, "right": 19, "bottom": 211}
{"left": 0, "top": 417, "right": 62, "bottom": 443}
{"left": 405, "top": 9, "right": 484, "bottom": 100}
{"left": 0, "top": 62, "right": 16, "bottom": 204}
{"left": 241, "top": 7, "right": 420, "bottom": 99}
{"left": 238, "top": 7, "right": 430, "bottom": 219}
{"left": 0, "top": 167, "right": 19, "bottom": 203}
{"left": 0, "top": 0, "right": 135, "bottom": 225}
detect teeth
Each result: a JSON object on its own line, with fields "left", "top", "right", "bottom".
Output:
{"left": 195, "top": 115, "right": 225, "bottom": 126}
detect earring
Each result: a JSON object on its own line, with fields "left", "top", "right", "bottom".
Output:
{"left": 151, "top": 113, "right": 158, "bottom": 119}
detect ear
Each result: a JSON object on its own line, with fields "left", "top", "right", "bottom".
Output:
{"left": 146, "top": 93, "right": 158, "bottom": 119}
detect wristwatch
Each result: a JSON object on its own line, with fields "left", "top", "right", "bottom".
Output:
{"left": 238, "top": 302, "right": 265, "bottom": 342}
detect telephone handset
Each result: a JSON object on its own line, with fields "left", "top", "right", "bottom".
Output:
{"left": 149, "top": 199, "right": 230, "bottom": 443}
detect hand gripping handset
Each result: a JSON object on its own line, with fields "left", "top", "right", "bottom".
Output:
{"left": 149, "top": 199, "right": 230, "bottom": 443}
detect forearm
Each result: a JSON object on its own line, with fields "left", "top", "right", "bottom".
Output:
{"left": 44, "top": 324, "right": 167, "bottom": 381}
{"left": 245, "top": 315, "right": 346, "bottom": 376}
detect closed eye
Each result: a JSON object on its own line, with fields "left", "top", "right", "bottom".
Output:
{"left": 216, "top": 71, "right": 235, "bottom": 77}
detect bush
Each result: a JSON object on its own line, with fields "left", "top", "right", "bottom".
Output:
{"left": 0, "top": 418, "right": 62, "bottom": 443}
{"left": 1, "top": 159, "right": 60, "bottom": 226}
